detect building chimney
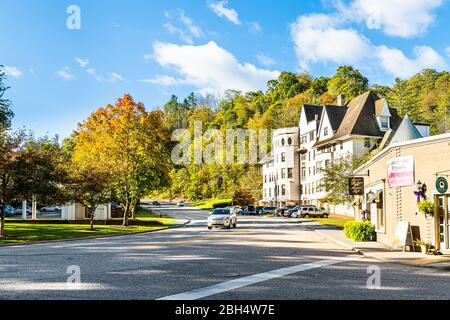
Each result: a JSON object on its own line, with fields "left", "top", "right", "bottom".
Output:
{"left": 337, "top": 94, "right": 345, "bottom": 107}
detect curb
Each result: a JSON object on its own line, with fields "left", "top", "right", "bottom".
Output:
{"left": 306, "top": 224, "right": 450, "bottom": 268}
{"left": 0, "top": 219, "right": 191, "bottom": 248}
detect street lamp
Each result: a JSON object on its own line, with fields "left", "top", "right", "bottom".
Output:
{"left": 414, "top": 180, "right": 427, "bottom": 202}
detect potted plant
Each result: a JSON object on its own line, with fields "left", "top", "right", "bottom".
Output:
{"left": 417, "top": 200, "right": 434, "bottom": 217}
{"left": 414, "top": 239, "right": 432, "bottom": 254}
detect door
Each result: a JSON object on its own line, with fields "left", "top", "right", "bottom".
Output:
{"left": 437, "top": 195, "right": 449, "bottom": 250}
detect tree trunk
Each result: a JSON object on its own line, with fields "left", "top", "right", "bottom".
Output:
{"left": 0, "top": 213, "right": 4, "bottom": 237}
{"left": 122, "top": 202, "right": 130, "bottom": 227}
{"left": 89, "top": 210, "right": 95, "bottom": 231}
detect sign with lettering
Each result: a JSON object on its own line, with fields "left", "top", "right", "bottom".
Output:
{"left": 393, "top": 221, "right": 414, "bottom": 251}
{"left": 349, "top": 177, "right": 365, "bottom": 195}
{"left": 387, "top": 156, "right": 415, "bottom": 188}
{"left": 436, "top": 177, "right": 448, "bottom": 194}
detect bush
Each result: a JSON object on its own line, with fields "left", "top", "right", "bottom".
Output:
{"left": 344, "top": 220, "right": 376, "bottom": 242}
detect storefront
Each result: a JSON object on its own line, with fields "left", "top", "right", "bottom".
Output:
{"left": 354, "top": 133, "right": 450, "bottom": 253}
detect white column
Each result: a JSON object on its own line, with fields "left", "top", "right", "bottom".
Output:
{"left": 32, "top": 195, "right": 37, "bottom": 220}
{"left": 22, "top": 200, "right": 27, "bottom": 220}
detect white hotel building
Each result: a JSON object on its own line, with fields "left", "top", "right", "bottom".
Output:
{"left": 261, "top": 91, "right": 429, "bottom": 216}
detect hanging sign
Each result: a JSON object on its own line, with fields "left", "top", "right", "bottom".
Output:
{"left": 436, "top": 177, "right": 448, "bottom": 194}
{"left": 349, "top": 177, "right": 365, "bottom": 196}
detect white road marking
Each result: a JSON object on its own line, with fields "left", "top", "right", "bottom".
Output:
{"left": 157, "top": 255, "right": 362, "bottom": 300}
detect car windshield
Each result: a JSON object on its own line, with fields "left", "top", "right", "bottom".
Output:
{"left": 212, "top": 209, "right": 230, "bottom": 215}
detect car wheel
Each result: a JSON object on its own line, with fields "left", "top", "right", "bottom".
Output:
{"left": 208, "top": 226, "right": 212, "bottom": 230}
{"left": 233, "top": 222, "right": 237, "bottom": 228}
{"left": 304, "top": 214, "right": 310, "bottom": 218}
{"left": 322, "top": 214, "right": 329, "bottom": 218}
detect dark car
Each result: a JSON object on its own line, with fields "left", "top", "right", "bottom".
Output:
{"left": 256, "top": 206, "right": 265, "bottom": 215}
{"left": 152, "top": 201, "right": 161, "bottom": 206}
{"left": 277, "top": 205, "right": 294, "bottom": 216}
{"left": 244, "top": 205, "right": 256, "bottom": 215}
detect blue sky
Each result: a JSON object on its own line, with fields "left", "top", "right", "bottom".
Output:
{"left": 1, "top": 0, "right": 450, "bottom": 138}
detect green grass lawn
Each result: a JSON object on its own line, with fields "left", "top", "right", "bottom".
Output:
{"left": 0, "top": 223, "right": 166, "bottom": 244}
{"left": 307, "top": 217, "right": 354, "bottom": 229}
{"left": 0, "top": 207, "right": 177, "bottom": 244}
{"left": 192, "top": 197, "right": 233, "bottom": 210}
{"left": 135, "top": 207, "right": 177, "bottom": 225}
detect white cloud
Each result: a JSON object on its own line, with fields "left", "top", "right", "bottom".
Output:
{"left": 378, "top": 45, "right": 447, "bottom": 78}
{"left": 109, "top": 72, "right": 123, "bottom": 82}
{"left": 2, "top": 66, "right": 23, "bottom": 78}
{"left": 75, "top": 57, "right": 89, "bottom": 68}
{"left": 290, "top": 14, "right": 373, "bottom": 69}
{"left": 338, "top": 0, "right": 443, "bottom": 38}
{"left": 164, "top": 9, "right": 203, "bottom": 44}
{"left": 248, "top": 21, "right": 262, "bottom": 33}
{"left": 139, "top": 75, "right": 183, "bottom": 86}
{"left": 55, "top": 67, "right": 74, "bottom": 80}
{"left": 151, "top": 41, "right": 279, "bottom": 95}
{"left": 209, "top": 1, "right": 241, "bottom": 25}
{"left": 256, "top": 53, "right": 275, "bottom": 66}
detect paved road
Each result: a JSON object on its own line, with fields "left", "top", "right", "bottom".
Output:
{"left": 0, "top": 205, "right": 449, "bottom": 300}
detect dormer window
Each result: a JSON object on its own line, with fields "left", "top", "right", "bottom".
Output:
{"left": 324, "top": 127, "right": 329, "bottom": 136}
{"left": 378, "top": 116, "right": 390, "bottom": 131}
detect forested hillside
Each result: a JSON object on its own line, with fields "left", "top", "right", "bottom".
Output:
{"left": 156, "top": 66, "right": 450, "bottom": 201}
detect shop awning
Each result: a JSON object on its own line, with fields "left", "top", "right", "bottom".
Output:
{"left": 367, "top": 190, "right": 382, "bottom": 204}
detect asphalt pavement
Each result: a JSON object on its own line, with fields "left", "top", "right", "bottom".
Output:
{"left": 0, "top": 204, "right": 449, "bottom": 300}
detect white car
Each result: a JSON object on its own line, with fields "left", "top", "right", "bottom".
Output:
{"left": 207, "top": 208, "right": 237, "bottom": 230}
{"left": 40, "top": 205, "right": 62, "bottom": 212}
{"left": 177, "top": 201, "right": 185, "bottom": 207}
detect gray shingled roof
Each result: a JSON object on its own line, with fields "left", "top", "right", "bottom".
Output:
{"left": 303, "top": 104, "right": 324, "bottom": 123}
{"left": 324, "top": 105, "right": 348, "bottom": 132}
{"left": 314, "top": 91, "right": 402, "bottom": 147}
{"left": 389, "top": 115, "right": 423, "bottom": 145}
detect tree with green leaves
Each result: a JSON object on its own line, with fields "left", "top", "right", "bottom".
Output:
{"left": 0, "top": 66, "right": 14, "bottom": 131}
{"left": 328, "top": 66, "right": 369, "bottom": 100}
{"left": 322, "top": 154, "right": 365, "bottom": 212}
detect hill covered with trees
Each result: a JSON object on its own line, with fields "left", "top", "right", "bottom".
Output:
{"left": 157, "top": 66, "right": 450, "bottom": 202}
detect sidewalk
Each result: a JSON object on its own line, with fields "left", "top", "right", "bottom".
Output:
{"left": 303, "top": 221, "right": 450, "bottom": 270}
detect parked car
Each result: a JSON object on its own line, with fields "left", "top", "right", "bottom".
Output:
{"left": 207, "top": 208, "right": 237, "bottom": 230}
{"left": 293, "top": 206, "right": 329, "bottom": 218}
{"left": 0, "top": 205, "right": 15, "bottom": 216}
{"left": 284, "top": 205, "right": 302, "bottom": 217}
{"left": 277, "top": 205, "right": 294, "bottom": 217}
{"left": 261, "top": 206, "right": 277, "bottom": 215}
{"left": 244, "top": 205, "right": 256, "bottom": 215}
{"left": 255, "top": 206, "right": 265, "bottom": 215}
{"left": 40, "top": 205, "right": 62, "bottom": 213}
{"left": 152, "top": 201, "right": 161, "bottom": 206}
{"left": 14, "top": 206, "right": 32, "bottom": 214}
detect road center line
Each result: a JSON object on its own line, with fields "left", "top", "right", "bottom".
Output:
{"left": 157, "top": 255, "right": 361, "bottom": 300}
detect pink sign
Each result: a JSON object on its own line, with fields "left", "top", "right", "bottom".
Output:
{"left": 387, "top": 156, "right": 415, "bottom": 188}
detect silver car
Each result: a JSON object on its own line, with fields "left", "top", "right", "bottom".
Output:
{"left": 207, "top": 208, "right": 237, "bottom": 230}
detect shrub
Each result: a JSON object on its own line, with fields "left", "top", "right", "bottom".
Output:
{"left": 344, "top": 220, "right": 376, "bottom": 242}
{"left": 212, "top": 200, "right": 233, "bottom": 209}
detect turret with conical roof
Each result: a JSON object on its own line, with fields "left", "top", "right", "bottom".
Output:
{"left": 389, "top": 115, "right": 423, "bottom": 145}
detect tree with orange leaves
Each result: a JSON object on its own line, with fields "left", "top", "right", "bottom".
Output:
{"left": 72, "top": 94, "right": 171, "bottom": 227}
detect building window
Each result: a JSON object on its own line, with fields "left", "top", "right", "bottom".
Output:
{"left": 301, "top": 135, "right": 307, "bottom": 144}
{"left": 364, "top": 138, "right": 371, "bottom": 148}
{"left": 281, "top": 168, "right": 286, "bottom": 179}
{"left": 281, "top": 138, "right": 285, "bottom": 146}
{"left": 288, "top": 137, "right": 293, "bottom": 145}
{"left": 340, "top": 141, "right": 343, "bottom": 150}
{"left": 301, "top": 165, "right": 306, "bottom": 181}
{"left": 288, "top": 168, "right": 293, "bottom": 179}
{"left": 324, "top": 127, "right": 329, "bottom": 136}
{"left": 281, "top": 185, "right": 286, "bottom": 196}
{"left": 281, "top": 152, "right": 286, "bottom": 162}
{"left": 309, "top": 131, "right": 315, "bottom": 141}
{"left": 379, "top": 116, "right": 390, "bottom": 131}
{"left": 264, "top": 175, "right": 267, "bottom": 183}
{"left": 301, "top": 153, "right": 306, "bottom": 161}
